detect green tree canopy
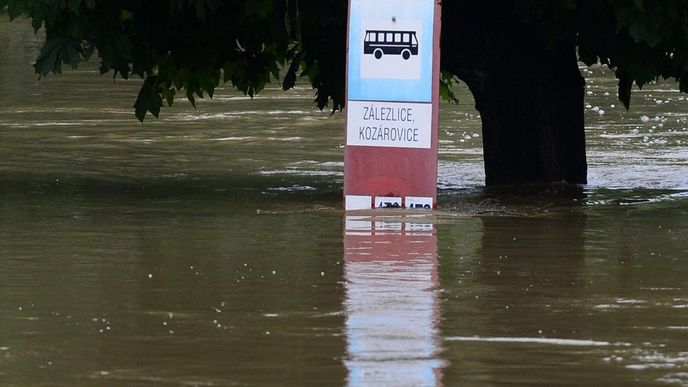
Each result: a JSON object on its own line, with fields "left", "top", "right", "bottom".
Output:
{"left": 1, "top": 0, "right": 347, "bottom": 121}
{"left": 508, "top": 0, "right": 688, "bottom": 108}
{"left": 3, "top": 0, "right": 688, "bottom": 184}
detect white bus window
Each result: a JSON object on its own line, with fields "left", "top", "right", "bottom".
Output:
{"left": 403, "top": 33, "right": 410, "bottom": 43}
{"left": 386, "top": 32, "right": 392, "bottom": 42}
{"left": 378, "top": 32, "right": 384, "bottom": 42}
{"left": 369, "top": 33, "right": 376, "bottom": 42}
{"left": 394, "top": 33, "right": 401, "bottom": 42}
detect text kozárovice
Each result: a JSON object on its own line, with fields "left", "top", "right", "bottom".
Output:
{"left": 358, "top": 125, "right": 420, "bottom": 143}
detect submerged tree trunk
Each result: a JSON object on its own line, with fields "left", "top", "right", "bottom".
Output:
{"left": 442, "top": 3, "right": 587, "bottom": 185}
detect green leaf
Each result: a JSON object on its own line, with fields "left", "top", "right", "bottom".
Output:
{"left": 162, "top": 87, "right": 176, "bottom": 107}
{"left": 6, "top": 0, "right": 25, "bottom": 20}
{"left": 440, "top": 71, "right": 460, "bottom": 105}
{"left": 679, "top": 73, "right": 688, "bottom": 94}
{"left": 245, "top": 0, "right": 272, "bottom": 18}
{"left": 616, "top": 69, "right": 633, "bottom": 110}
{"left": 133, "top": 76, "right": 162, "bottom": 122}
{"left": 64, "top": 43, "right": 81, "bottom": 68}
{"left": 194, "top": 0, "right": 206, "bottom": 20}
{"left": 68, "top": 0, "right": 82, "bottom": 14}
{"left": 120, "top": 9, "right": 133, "bottom": 22}
{"left": 33, "top": 37, "right": 85, "bottom": 77}
{"left": 282, "top": 51, "right": 302, "bottom": 91}
{"left": 627, "top": 20, "right": 661, "bottom": 47}
{"left": 185, "top": 79, "right": 198, "bottom": 108}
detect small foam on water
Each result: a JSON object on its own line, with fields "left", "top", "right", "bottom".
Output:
{"left": 445, "top": 336, "right": 620, "bottom": 346}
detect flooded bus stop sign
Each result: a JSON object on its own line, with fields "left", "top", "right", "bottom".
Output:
{"left": 344, "top": 0, "right": 441, "bottom": 210}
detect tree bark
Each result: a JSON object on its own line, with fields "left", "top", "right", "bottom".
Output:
{"left": 442, "top": 2, "right": 587, "bottom": 185}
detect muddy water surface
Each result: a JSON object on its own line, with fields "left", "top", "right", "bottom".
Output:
{"left": 1, "top": 18, "right": 688, "bottom": 386}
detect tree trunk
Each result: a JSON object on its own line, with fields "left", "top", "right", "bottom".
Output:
{"left": 442, "top": 3, "right": 587, "bottom": 185}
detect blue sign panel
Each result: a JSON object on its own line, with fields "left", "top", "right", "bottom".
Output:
{"left": 348, "top": 0, "right": 435, "bottom": 103}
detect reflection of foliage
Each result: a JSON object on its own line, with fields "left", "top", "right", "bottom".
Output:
{"left": 2, "top": 1, "right": 688, "bottom": 120}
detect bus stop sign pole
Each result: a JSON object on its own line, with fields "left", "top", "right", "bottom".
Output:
{"left": 344, "top": 0, "right": 442, "bottom": 210}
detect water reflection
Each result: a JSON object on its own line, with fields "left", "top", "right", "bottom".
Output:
{"left": 439, "top": 205, "right": 598, "bottom": 384}
{"left": 343, "top": 214, "right": 445, "bottom": 386}
{"left": 475, "top": 214, "right": 587, "bottom": 335}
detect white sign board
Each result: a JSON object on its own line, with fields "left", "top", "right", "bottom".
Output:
{"left": 346, "top": 100, "right": 432, "bottom": 149}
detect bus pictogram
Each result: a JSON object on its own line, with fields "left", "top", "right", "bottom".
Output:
{"left": 363, "top": 30, "right": 419, "bottom": 60}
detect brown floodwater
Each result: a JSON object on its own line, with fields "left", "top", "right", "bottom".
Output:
{"left": 1, "top": 17, "right": 688, "bottom": 386}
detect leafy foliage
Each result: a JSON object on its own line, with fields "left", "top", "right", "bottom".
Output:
{"left": 513, "top": 0, "right": 688, "bottom": 109}
{"left": 0, "top": 0, "right": 345, "bottom": 121}
{"left": 440, "top": 71, "right": 460, "bottom": 105}
{"left": 3, "top": 0, "right": 688, "bottom": 119}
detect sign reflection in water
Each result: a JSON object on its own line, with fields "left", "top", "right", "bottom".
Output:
{"left": 343, "top": 215, "right": 445, "bottom": 385}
